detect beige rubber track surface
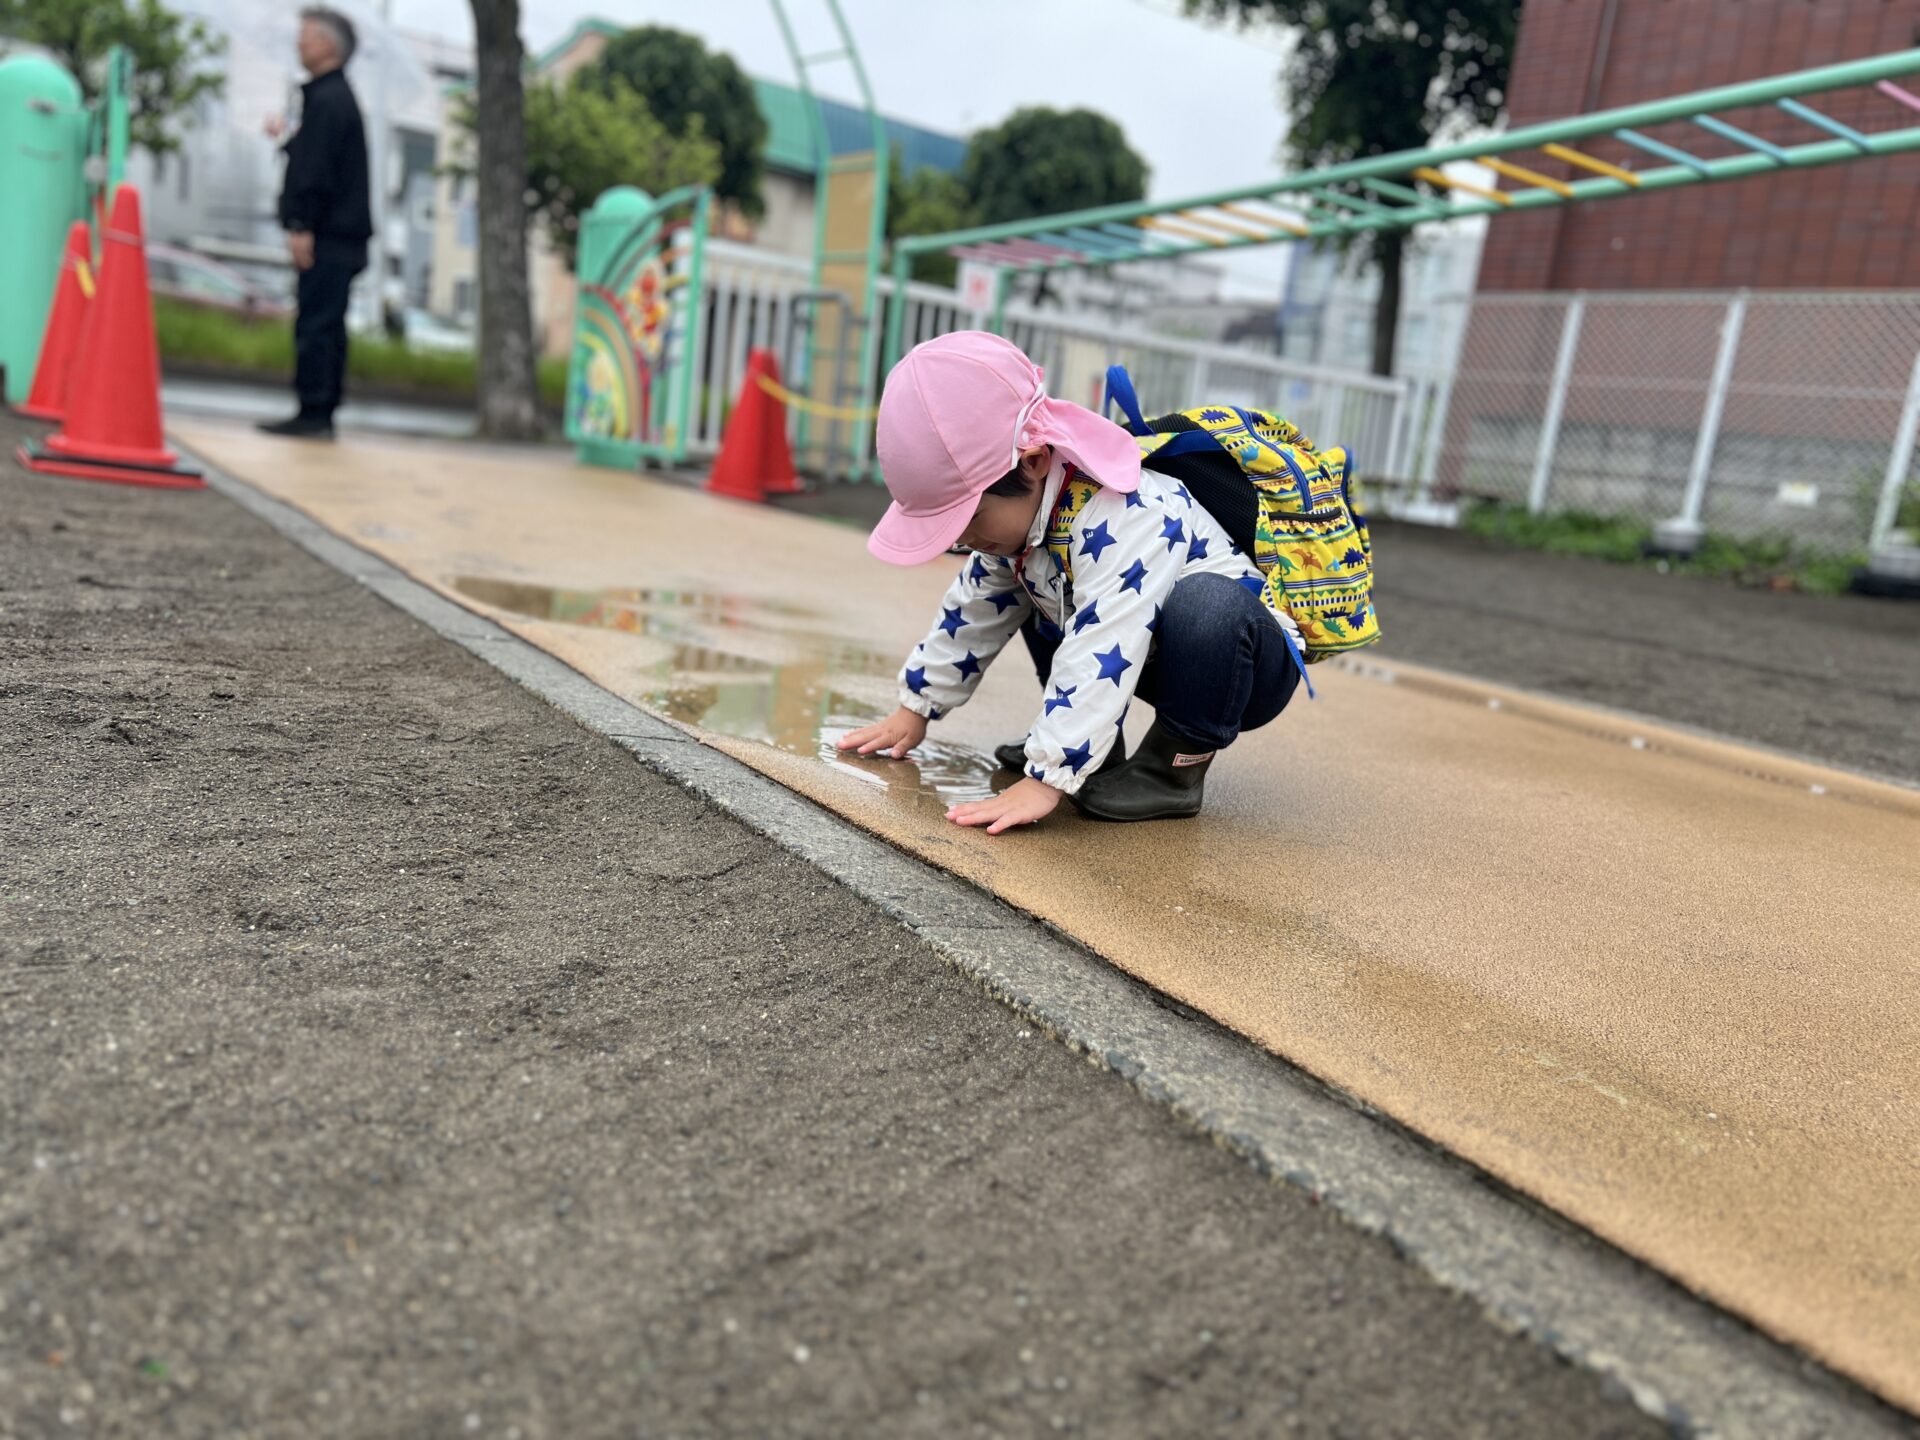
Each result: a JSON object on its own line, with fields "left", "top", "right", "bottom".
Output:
{"left": 180, "top": 423, "right": 1920, "bottom": 1412}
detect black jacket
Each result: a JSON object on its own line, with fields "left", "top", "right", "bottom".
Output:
{"left": 278, "top": 68, "right": 371, "bottom": 253}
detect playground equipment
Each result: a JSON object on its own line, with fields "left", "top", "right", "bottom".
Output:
{"left": 885, "top": 50, "right": 1920, "bottom": 356}
{"left": 563, "top": 184, "right": 711, "bottom": 469}
{"left": 882, "top": 49, "right": 1920, "bottom": 586}
{"left": 765, "top": 0, "right": 887, "bottom": 483}
{"left": 567, "top": 2, "right": 888, "bottom": 487}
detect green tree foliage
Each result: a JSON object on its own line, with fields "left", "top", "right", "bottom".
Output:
{"left": 961, "top": 107, "right": 1149, "bottom": 225}
{"left": 1186, "top": 0, "right": 1519, "bottom": 374}
{"left": 885, "top": 157, "right": 976, "bottom": 286}
{"left": 0, "top": 0, "right": 225, "bottom": 157}
{"left": 500, "top": 78, "right": 721, "bottom": 261}
{"left": 574, "top": 26, "right": 767, "bottom": 218}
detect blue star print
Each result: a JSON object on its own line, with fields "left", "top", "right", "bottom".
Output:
{"left": 1159, "top": 515, "right": 1185, "bottom": 552}
{"left": 953, "top": 650, "right": 982, "bottom": 681}
{"left": 1238, "top": 574, "right": 1266, "bottom": 598}
{"left": 1028, "top": 764, "right": 1047, "bottom": 782}
{"left": 1079, "top": 521, "right": 1116, "bottom": 564}
{"left": 1095, "top": 644, "right": 1132, "bottom": 686}
{"left": 1124, "top": 490, "right": 1146, "bottom": 509}
{"left": 904, "top": 666, "right": 929, "bottom": 695}
{"left": 986, "top": 588, "right": 1023, "bottom": 614}
{"left": 1145, "top": 603, "right": 1162, "bottom": 635}
{"left": 1119, "top": 558, "right": 1149, "bottom": 594}
{"left": 1044, "top": 684, "right": 1076, "bottom": 715}
{"left": 937, "top": 605, "right": 964, "bottom": 638}
{"left": 1062, "top": 740, "right": 1094, "bottom": 774}
{"left": 969, "top": 555, "right": 990, "bottom": 583}
{"left": 1071, "top": 600, "right": 1102, "bottom": 635}
{"left": 1187, "top": 535, "right": 1210, "bottom": 563}
{"left": 1173, "top": 483, "right": 1192, "bottom": 507}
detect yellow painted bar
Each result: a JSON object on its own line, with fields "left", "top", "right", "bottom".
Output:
{"left": 1217, "top": 201, "right": 1311, "bottom": 237}
{"left": 1541, "top": 142, "right": 1642, "bottom": 186}
{"left": 1480, "top": 156, "right": 1577, "bottom": 198}
{"left": 1174, "top": 210, "right": 1278, "bottom": 242}
{"left": 1139, "top": 215, "right": 1234, "bottom": 246}
{"left": 1413, "top": 165, "right": 1513, "bottom": 206}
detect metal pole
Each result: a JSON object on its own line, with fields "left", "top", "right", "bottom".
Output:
{"left": 106, "top": 45, "right": 130, "bottom": 201}
{"left": 821, "top": 0, "right": 889, "bottom": 480}
{"left": 1869, "top": 347, "right": 1920, "bottom": 551}
{"left": 1529, "top": 294, "right": 1585, "bottom": 515}
{"left": 1420, "top": 366, "right": 1457, "bottom": 493}
{"left": 672, "top": 190, "right": 711, "bottom": 466}
{"left": 1662, "top": 291, "right": 1748, "bottom": 547}
{"left": 988, "top": 268, "right": 1011, "bottom": 335}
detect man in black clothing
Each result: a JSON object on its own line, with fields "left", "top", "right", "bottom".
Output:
{"left": 260, "top": 6, "right": 371, "bottom": 440}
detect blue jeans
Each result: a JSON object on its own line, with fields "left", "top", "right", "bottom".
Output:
{"left": 1022, "top": 573, "right": 1300, "bottom": 749}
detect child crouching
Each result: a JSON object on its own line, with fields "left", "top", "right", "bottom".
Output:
{"left": 838, "top": 331, "right": 1310, "bottom": 832}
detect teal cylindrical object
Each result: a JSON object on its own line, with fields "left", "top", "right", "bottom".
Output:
{"left": 576, "top": 186, "right": 655, "bottom": 288}
{"left": 0, "top": 54, "right": 86, "bottom": 404}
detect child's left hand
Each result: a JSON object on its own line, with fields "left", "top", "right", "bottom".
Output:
{"left": 947, "top": 777, "right": 1062, "bottom": 835}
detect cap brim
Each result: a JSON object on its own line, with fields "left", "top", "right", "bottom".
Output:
{"left": 867, "top": 490, "right": 978, "bottom": 566}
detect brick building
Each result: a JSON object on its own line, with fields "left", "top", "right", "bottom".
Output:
{"left": 1430, "top": 4, "right": 1920, "bottom": 554}
{"left": 1476, "top": 0, "right": 1920, "bottom": 294}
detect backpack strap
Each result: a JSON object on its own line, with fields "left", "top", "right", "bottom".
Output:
{"left": 1105, "top": 364, "right": 1215, "bottom": 460}
{"left": 1103, "top": 368, "right": 1317, "bottom": 700}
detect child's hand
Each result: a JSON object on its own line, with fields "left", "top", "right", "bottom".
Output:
{"left": 947, "top": 777, "right": 1061, "bottom": 835}
{"left": 837, "top": 707, "right": 929, "bottom": 759}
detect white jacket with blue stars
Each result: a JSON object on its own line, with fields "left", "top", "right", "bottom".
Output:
{"left": 896, "top": 457, "right": 1300, "bottom": 795}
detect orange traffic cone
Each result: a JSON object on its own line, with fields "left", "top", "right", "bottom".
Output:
{"left": 752, "top": 350, "right": 804, "bottom": 497}
{"left": 17, "top": 222, "right": 94, "bottom": 422}
{"left": 704, "top": 349, "right": 799, "bottom": 503}
{"left": 19, "top": 187, "right": 202, "bottom": 489}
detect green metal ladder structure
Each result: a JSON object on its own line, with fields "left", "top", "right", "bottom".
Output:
{"left": 766, "top": 0, "right": 889, "bottom": 483}
{"left": 885, "top": 48, "right": 1920, "bottom": 366}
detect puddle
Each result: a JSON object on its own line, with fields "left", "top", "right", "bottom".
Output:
{"left": 451, "top": 577, "right": 1009, "bottom": 803}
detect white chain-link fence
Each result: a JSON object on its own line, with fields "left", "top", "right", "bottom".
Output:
{"left": 1415, "top": 290, "right": 1920, "bottom": 556}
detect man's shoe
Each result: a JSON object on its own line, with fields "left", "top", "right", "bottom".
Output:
{"left": 256, "top": 413, "right": 335, "bottom": 440}
{"left": 995, "top": 735, "right": 1126, "bottom": 776}
{"left": 1071, "top": 720, "right": 1215, "bottom": 822}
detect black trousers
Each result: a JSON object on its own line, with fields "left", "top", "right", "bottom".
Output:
{"left": 293, "top": 245, "right": 364, "bottom": 419}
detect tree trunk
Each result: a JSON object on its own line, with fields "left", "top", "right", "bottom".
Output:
{"left": 469, "top": 0, "right": 540, "bottom": 439}
{"left": 1370, "top": 228, "right": 1405, "bottom": 379}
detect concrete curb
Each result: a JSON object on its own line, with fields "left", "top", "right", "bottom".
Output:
{"left": 191, "top": 444, "right": 1915, "bottom": 1440}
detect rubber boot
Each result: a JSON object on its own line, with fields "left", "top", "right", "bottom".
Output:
{"left": 995, "top": 736, "right": 1126, "bottom": 776}
{"left": 1071, "top": 720, "right": 1215, "bottom": 822}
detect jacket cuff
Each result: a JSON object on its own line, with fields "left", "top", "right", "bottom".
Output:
{"left": 899, "top": 691, "right": 941, "bottom": 720}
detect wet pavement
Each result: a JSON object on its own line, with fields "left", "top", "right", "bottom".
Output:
{"left": 177, "top": 419, "right": 1920, "bottom": 1415}
{"left": 162, "top": 376, "right": 477, "bottom": 439}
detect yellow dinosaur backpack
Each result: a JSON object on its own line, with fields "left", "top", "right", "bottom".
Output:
{"left": 1104, "top": 365, "right": 1381, "bottom": 668}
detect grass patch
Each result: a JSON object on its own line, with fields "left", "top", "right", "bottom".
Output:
{"left": 153, "top": 298, "right": 569, "bottom": 411}
{"left": 1459, "top": 502, "right": 1865, "bottom": 595}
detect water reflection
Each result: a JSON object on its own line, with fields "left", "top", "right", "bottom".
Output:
{"left": 450, "top": 576, "right": 1006, "bottom": 802}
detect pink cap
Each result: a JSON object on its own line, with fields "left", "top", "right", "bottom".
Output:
{"left": 868, "top": 331, "right": 1142, "bottom": 566}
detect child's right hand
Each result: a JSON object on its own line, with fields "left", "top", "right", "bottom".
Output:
{"left": 837, "top": 707, "right": 929, "bottom": 759}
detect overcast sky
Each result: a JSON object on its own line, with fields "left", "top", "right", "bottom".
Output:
{"left": 386, "top": 0, "right": 1302, "bottom": 297}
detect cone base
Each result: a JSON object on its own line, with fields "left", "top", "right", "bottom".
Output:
{"left": 13, "top": 401, "right": 65, "bottom": 422}
{"left": 18, "top": 441, "right": 205, "bottom": 490}
{"left": 45, "top": 428, "right": 180, "bottom": 469}
{"left": 703, "top": 474, "right": 768, "bottom": 503}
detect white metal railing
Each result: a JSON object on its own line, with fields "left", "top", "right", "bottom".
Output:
{"left": 689, "top": 238, "right": 1413, "bottom": 482}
